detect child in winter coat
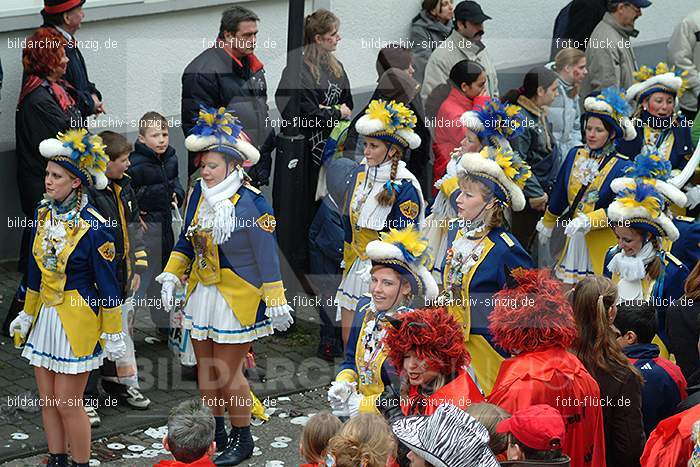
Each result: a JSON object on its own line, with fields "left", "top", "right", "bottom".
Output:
{"left": 614, "top": 300, "right": 688, "bottom": 435}
{"left": 308, "top": 157, "right": 358, "bottom": 360}
{"left": 128, "top": 112, "right": 185, "bottom": 334}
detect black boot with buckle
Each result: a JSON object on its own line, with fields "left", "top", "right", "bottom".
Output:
{"left": 214, "top": 425, "right": 254, "bottom": 465}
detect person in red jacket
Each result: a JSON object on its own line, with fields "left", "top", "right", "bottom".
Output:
{"left": 429, "top": 59, "right": 490, "bottom": 192}
{"left": 487, "top": 267, "right": 606, "bottom": 467}
{"left": 641, "top": 404, "right": 700, "bottom": 467}
{"left": 154, "top": 400, "right": 216, "bottom": 467}
{"left": 382, "top": 306, "right": 485, "bottom": 417}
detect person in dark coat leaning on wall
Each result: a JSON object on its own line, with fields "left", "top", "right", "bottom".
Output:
{"left": 40, "top": 0, "right": 104, "bottom": 118}
{"left": 181, "top": 5, "right": 274, "bottom": 186}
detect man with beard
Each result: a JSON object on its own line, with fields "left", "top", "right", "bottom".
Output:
{"left": 421, "top": 1, "right": 498, "bottom": 102}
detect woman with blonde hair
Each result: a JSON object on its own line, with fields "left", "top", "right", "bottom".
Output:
{"left": 441, "top": 145, "right": 533, "bottom": 392}
{"left": 547, "top": 48, "right": 587, "bottom": 165}
{"left": 326, "top": 413, "right": 396, "bottom": 467}
{"left": 571, "top": 275, "right": 645, "bottom": 467}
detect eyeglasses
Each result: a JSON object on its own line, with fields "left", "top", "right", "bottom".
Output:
{"left": 625, "top": 3, "right": 641, "bottom": 14}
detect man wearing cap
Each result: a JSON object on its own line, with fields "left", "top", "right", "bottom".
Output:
{"left": 421, "top": 1, "right": 498, "bottom": 103}
{"left": 40, "top": 0, "right": 104, "bottom": 118}
{"left": 497, "top": 404, "right": 571, "bottom": 466}
{"left": 391, "top": 403, "right": 500, "bottom": 467}
{"left": 580, "top": 0, "right": 652, "bottom": 99}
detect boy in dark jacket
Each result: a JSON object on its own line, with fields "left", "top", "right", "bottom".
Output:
{"left": 614, "top": 300, "right": 688, "bottom": 435}
{"left": 128, "top": 112, "right": 185, "bottom": 335}
{"left": 84, "top": 131, "right": 151, "bottom": 426}
{"left": 307, "top": 158, "right": 357, "bottom": 360}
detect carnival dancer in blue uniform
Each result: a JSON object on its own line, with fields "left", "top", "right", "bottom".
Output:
{"left": 605, "top": 151, "right": 690, "bottom": 351}
{"left": 426, "top": 99, "right": 524, "bottom": 284}
{"left": 537, "top": 87, "right": 635, "bottom": 283}
{"left": 9, "top": 129, "right": 126, "bottom": 467}
{"left": 156, "top": 107, "right": 293, "bottom": 466}
{"left": 619, "top": 62, "right": 693, "bottom": 172}
{"left": 335, "top": 99, "right": 425, "bottom": 348}
{"left": 441, "top": 146, "right": 534, "bottom": 393}
{"left": 327, "top": 226, "right": 438, "bottom": 418}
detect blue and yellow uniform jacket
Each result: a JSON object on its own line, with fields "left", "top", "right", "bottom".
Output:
{"left": 542, "top": 146, "right": 631, "bottom": 277}
{"left": 442, "top": 224, "right": 533, "bottom": 392}
{"left": 604, "top": 246, "right": 689, "bottom": 345}
{"left": 24, "top": 201, "right": 123, "bottom": 358}
{"left": 341, "top": 165, "right": 423, "bottom": 279}
{"left": 618, "top": 116, "right": 693, "bottom": 171}
{"left": 666, "top": 216, "right": 700, "bottom": 272}
{"left": 335, "top": 296, "right": 400, "bottom": 414}
{"left": 163, "top": 181, "right": 286, "bottom": 330}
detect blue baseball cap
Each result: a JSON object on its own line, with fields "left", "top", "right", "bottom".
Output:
{"left": 611, "top": 0, "right": 652, "bottom": 8}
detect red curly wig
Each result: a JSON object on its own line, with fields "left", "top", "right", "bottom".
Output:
{"left": 22, "top": 28, "right": 68, "bottom": 78}
{"left": 488, "top": 268, "right": 577, "bottom": 354}
{"left": 382, "top": 307, "right": 470, "bottom": 375}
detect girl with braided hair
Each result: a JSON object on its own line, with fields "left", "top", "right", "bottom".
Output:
{"left": 335, "top": 100, "right": 425, "bottom": 348}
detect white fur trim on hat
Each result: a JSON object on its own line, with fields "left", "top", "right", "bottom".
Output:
{"left": 355, "top": 115, "right": 421, "bottom": 149}
{"left": 626, "top": 73, "right": 683, "bottom": 102}
{"left": 458, "top": 152, "right": 526, "bottom": 212}
{"left": 417, "top": 265, "right": 439, "bottom": 301}
{"left": 39, "top": 138, "right": 71, "bottom": 159}
{"left": 396, "top": 128, "right": 422, "bottom": 150}
{"left": 185, "top": 134, "right": 260, "bottom": 165}
{"left": 365, "top": 240, "right": 437, "bottom": 299}
{"left": 460, "top": 111, "right": 485, "bottom": 133}
{"left": 611, "top": 177, "right": 688, "bottom": 207}
{"left": 607, "top": 200, "right": 680, "bottom": 241}
{"left": 583, "top": 97, "right": 636, "bottom": 141}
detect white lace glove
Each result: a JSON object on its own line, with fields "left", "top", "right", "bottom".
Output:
{"left": 265, "top": 304, "right": 294, "bottom": 332}
{"left": 347, "top": 392, "right": 363, "bottom": 418}
{"left": 564, "top": 213, "right": 592, "bottom": 237}
{"left": 101, "top": 333, "right": 126, "bottom": 361}
{"left": 155, "top": 272, "right": 179, "bottom": 312}
{"left": 685, "top": 185, "right": 700, "bottom": 209}
{"left": 9, "top": 311, "right": 33, "bottom": 341}
{"left": 328, "top": 381, "right": 356, "bottom": 409}
{"left": 536, "top": 218, "right": 553, "bottom": 240}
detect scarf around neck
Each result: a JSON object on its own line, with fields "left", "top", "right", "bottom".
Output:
{"left": 199, "top": 169, "right": 243, "bottom": 245}
{"left": 607, "top": 241, "right": 658, "bottom": 300}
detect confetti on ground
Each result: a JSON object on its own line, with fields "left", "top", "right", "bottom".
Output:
{"left": 89, "top": 460, "right": 100, "bottom": 466}
{"left": 270, "top": 441, "right": 288, "bottom": 448}
{"left": 151, "top": 442, "right": 163, "bottom": 449}
{"left": 277, "top": 413, "right": 288, "bottom": 418}
{"left": 290, "top": 416, "right": 309, "bottom": 426}
{"left": 142, "top": 449, "right": 160, "bottom": 458}
{"left": 144, "top": 427, "right": 168, "bottom": 439}
{"left": 144, "top": 337, "right": 161, "bottom": 344}
{"left": 127, "top": 445, "right": 145, "bottom": 452}
{"left": 10, "top": 433, "right": 28, "bottom": 440}
{"left": 265, "top": 461, "right": 284, "bottom": 467}
{"left": 276, "top": 397, "right": 291, "bottom": 402}
{"left": 274, "top": 436, "right": 292, "bottom": 443}
{"left": 107, "top": 443, "right": 125, "bottom": 450}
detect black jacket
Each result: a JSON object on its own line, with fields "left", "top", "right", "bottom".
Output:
{"left": 181, "top": 46, "right": 274, "bottom": 184}
{"left": 45, "top": 25, "right": 102, "bottom": 117}
{"left": 667, "top": 296, "right": 700, "bottom": 383}
{"left": 127, "top": 141, "right": 185, "bottom": 267}
{"left": 15, "top": 82, "right": 81, "bottom": 216}
{"left": 87, "top": 175, "right": 148, "bottom": 296}
{"left": 591, "top": 366, "right": 645, "bottom": 467}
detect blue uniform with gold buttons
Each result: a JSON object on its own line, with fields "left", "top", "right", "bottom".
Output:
{"left": 22, "top": 200, "right": 123, "bottom": 372}
{"left": 442, "top": 224, "right": 533, "bottom": 393}
{"left": 163, "top": 181, "right": 284, "bottom": 340}
{"left": 542, "top": 146, "right": 631, "bottom": 280}
{"left": 618, "top": 117, "right": 694, "bottom": 171}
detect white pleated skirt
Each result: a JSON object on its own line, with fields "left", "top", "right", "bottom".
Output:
{"left": 555, "top": 232, "right": 594, "bottom": 284}
{"left": 335, "top": 257, "right": 372, "bottom": 320}
{"left": 22, "top": 305, "right": 104, "bottom": 374}
{"left": 183, "top": 283, "right": 274, "bottom": 344}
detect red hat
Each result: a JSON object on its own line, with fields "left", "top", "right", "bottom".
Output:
{"left": 496, "top": 404, "right": 565, "bottom": 452}
{"left": 488, "top": 267, "right": 577, "bottom": 354}
{"left": 42, "top": 0, "right": 85, "bottom": 15}
{"left": 382, "top": 307, "right": 470, "bottom": 375}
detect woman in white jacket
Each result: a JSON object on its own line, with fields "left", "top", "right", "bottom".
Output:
{"left": 547, "top": 48, "right": 587, "bottom": 171}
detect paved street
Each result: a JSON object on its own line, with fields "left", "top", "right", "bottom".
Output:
{"left": 0, "top": 263, "right": 340, "bottom": 466}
